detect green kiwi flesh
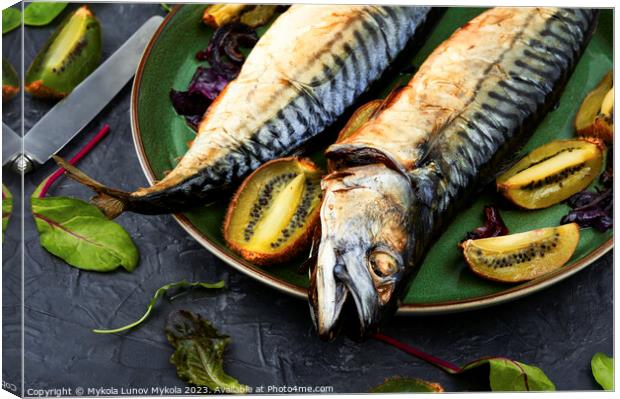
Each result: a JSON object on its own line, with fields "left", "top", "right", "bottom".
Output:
{"left": 462, "top": 223, "right": 580, "bottom": 283}
{"left": 223, "top": 157, "right": 323, "bottom": 266}
{"left": 25, "top": 6, "right": 101, "bottom": 98}
{"left": 2, "top": 58, "right": 19, "bottom": 102}
{"left": 497, "top": 139, "right": 604, "bottom": 209}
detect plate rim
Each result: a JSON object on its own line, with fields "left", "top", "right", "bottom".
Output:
{"left": 130, "top": 5, "right": 613, "bottom": 316}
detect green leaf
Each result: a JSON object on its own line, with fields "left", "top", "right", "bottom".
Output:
{"left": 31, "top": 196, "right": 139, "bottom": 272}
{"left": 2, "top": 7, "right": 21, "bottom": 34}
{"left": 592, "top": 352, "right": 613, "bottom": 390}
{"left": 93, "top": 280, "right": 224, "bottom": 334}
{"left": 161, "top": 3, "right": 172, "bottom": 13}
{"left": 460, "top": 357, "right": 555, "bottom": 391}
{"left": 370, "top": 377, "right": 444, "bottom": 393}
{"left": 373, "top": 334, "right": 556, "bottom": 392}
{"left": 3, "top": 58, "right": 20, "bottom": 102}
{"left": 23, "top": 2, "right": 67, "bottom": 26}
{"left": 2, "top": 184, "right": 13, "bottom": 241}
{"left": 166, "top": 310, "right": 249, "bottom": 393}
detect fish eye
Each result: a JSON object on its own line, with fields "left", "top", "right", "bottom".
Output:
{"left": 369, "top": 251, "right": 399, "bottom": 278}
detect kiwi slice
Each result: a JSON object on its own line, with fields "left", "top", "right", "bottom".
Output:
{"left": 223, "top": 157, "right": 323, "bottom": 266}
{"left": 575, "top": 71, "right": 613, "bottom": 143}
{"left": 327, "top": 99, "right": 383, "bottom": 172}
{"left": 240, "top": 5, "right": 279, "bottom": 28}
{"left": 25, "top": 6, "right": 101, "bottom": 99}
{"left": 462, "top": 223, "right": 580, "bottom": 283}
{"left": 202, "top": 4, "right": 249, "bottom": 28}
{"left": 497, "top": 139, "right": 604, "bottom": 209}
{"left": 2, "top": 58, "right": 19, "bottom": 102}
{"left": 336, "top": 99, "right": 383, "bottom": 142}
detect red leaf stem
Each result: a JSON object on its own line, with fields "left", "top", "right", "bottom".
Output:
{"left": 38, "top": 124, "right": 110, "bottom": 198}
{"left": 371, "top": 333, "right": 462, "bottom": 373}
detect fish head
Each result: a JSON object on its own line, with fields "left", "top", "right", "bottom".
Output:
{"left": 309, "top": 164, "right": 415, "bottom": 340}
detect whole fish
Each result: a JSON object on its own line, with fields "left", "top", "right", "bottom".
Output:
{"left": 310, "top": 7, "right": 598, "bottom": 339}
{"left": 57, "top": 5, "right": 430, "bottom": 218}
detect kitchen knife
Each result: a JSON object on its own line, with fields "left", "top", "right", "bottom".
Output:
{"left": 2, "top": 122, "right": 21, "bottom": 166}
{"left": 3, "top": 15, "right": 164, "bottom": 173}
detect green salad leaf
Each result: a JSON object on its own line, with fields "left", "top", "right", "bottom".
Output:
{"left": 3, "top": 58, "right": 20, "bottom": 102}
{"left": 373, "top": 334, "right": 555, "bottom": 392}
{"left": 166, "top": 310, "right": 249, "bottom": 393}
{"left": 2, "top": 184, "right": 13, "bottom": 241}
{"left": 370, "top": 377, "right": 444, "bottom": 393}
{"left": 31, "top": 195, "right": 139, "bottom": 272}
{"left": 2, "top": 7, "right": 21, "bottom": 34}
{"left": 23, "top": 2, "right": 67, "bottom": 26}
{"left": 591, "top": 352, "right": 613, "bottom": 390}
{"left": 2, "top": 57, "right": 19, "bottom": 84}
{"left": 460, "top": 358, "right": 555, "bottom": 391}
{"left": 30, "top": 124, "right": 138, "bottom": 272}
{"left": 94, "top": 280, "right": 224, "bottom": 334}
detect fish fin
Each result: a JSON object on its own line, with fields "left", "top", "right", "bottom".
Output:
{"left": 53, "top": 155, "right": 129, "bottom": 219}
{"left": 90, "top": 193, "right": 126, "bottom": 219}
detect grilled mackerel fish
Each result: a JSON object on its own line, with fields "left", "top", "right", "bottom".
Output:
{"left": 310, "top": 7, "right": 598, "bottom": 339}
{"left": 56, "top": 5, "right": 430, "bottom": 218}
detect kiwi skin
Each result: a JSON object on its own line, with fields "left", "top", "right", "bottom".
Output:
{"left": 25, "top": 6, "right": 101, "bottom": 99}
{"left": 578, "top": 116, "right": 613, "bottom": 144}
{"left": 575, "top": 71, "right": 613, "bottom": 143}
{"left": 223, "top": 157, "right": 322, "bottom": 266}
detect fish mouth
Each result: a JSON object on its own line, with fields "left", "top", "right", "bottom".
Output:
{"left": 308, "top": 164, "right": 413, "bottom": 340}
{"left": 309, "top": 243, "right": 384, "bottom": 340}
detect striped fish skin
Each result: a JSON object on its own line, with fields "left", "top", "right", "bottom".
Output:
{"left": 60, "top": 5, "right": 430, "bottom": 217}
{"left": 310, "top": 7, "right": 598, "bottom": 339}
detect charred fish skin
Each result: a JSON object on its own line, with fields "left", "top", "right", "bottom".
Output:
{"left": 311, "top": 8, "right": 598, "bottom": 340}
{"left": 58, "top": 5, "right": 431, "bottom": 217}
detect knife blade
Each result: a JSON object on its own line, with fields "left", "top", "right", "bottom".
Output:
{"left": 5, "top": 15, "right": 163, "bottom": 173}
{"left": 2, "top": 123, "right": 21, "bottom": 165}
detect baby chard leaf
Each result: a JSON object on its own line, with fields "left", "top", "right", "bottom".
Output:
{"left": 31, "top": 195, "right": 139, "bottom": 272}
{"left": 23, "top": 2, "right": 68, "bottom": 26}
{"left": 372, "top": 333, "right": 555, "bottom": 392}
{"left": 93, "top": 280, "right": 224, "bottom": 334}
{"left": 591, "top": 352, "right": 613, "bottom": 390}
{"left": 166, "top": 310, "right": 249, "bottom": 393}
{"left": 370, "top": 377, "right": 444, "bottom": 393}
{"left": 2, "top": 184, "right": 13, "bottom": 240}
{"left": 30, "top": 123, "right": 137, "bottom": 272}
{"left": 460, "top": 358, "right": 555, "bottom": 391}
{"left": 2, "top": 7, "right": 21, "bottom": 34}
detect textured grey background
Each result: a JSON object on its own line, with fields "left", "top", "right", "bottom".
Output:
{"left": 2, "top": 2, "right": 614, "bottom": 395}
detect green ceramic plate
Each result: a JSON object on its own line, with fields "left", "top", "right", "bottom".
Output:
{"left": 131, "top": 5, "right": 613, "bottom": 314}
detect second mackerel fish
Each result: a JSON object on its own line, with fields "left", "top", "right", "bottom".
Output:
{"left": 310, "top": 7, "right": 599, "bottom": 339}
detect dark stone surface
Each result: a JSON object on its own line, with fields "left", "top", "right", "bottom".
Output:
{"left": 2, "top": 3, "right": 613, "bottom": 395}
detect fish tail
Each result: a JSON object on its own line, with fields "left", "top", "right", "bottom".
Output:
{"left": 53, "top": 155, "right": 129, "bottom": 219}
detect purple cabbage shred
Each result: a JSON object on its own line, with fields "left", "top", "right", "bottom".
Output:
{"left": 196, "top": 23, "right": 258, "bottom": 80}
{"left": 464, "top": 205, "right": 509, "bottom": 241}
{"left": 560, "top": 152, "right": 613, "bottom": 232}
{"left": 170, "top": 23, "right": 258, "bottom": 130}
